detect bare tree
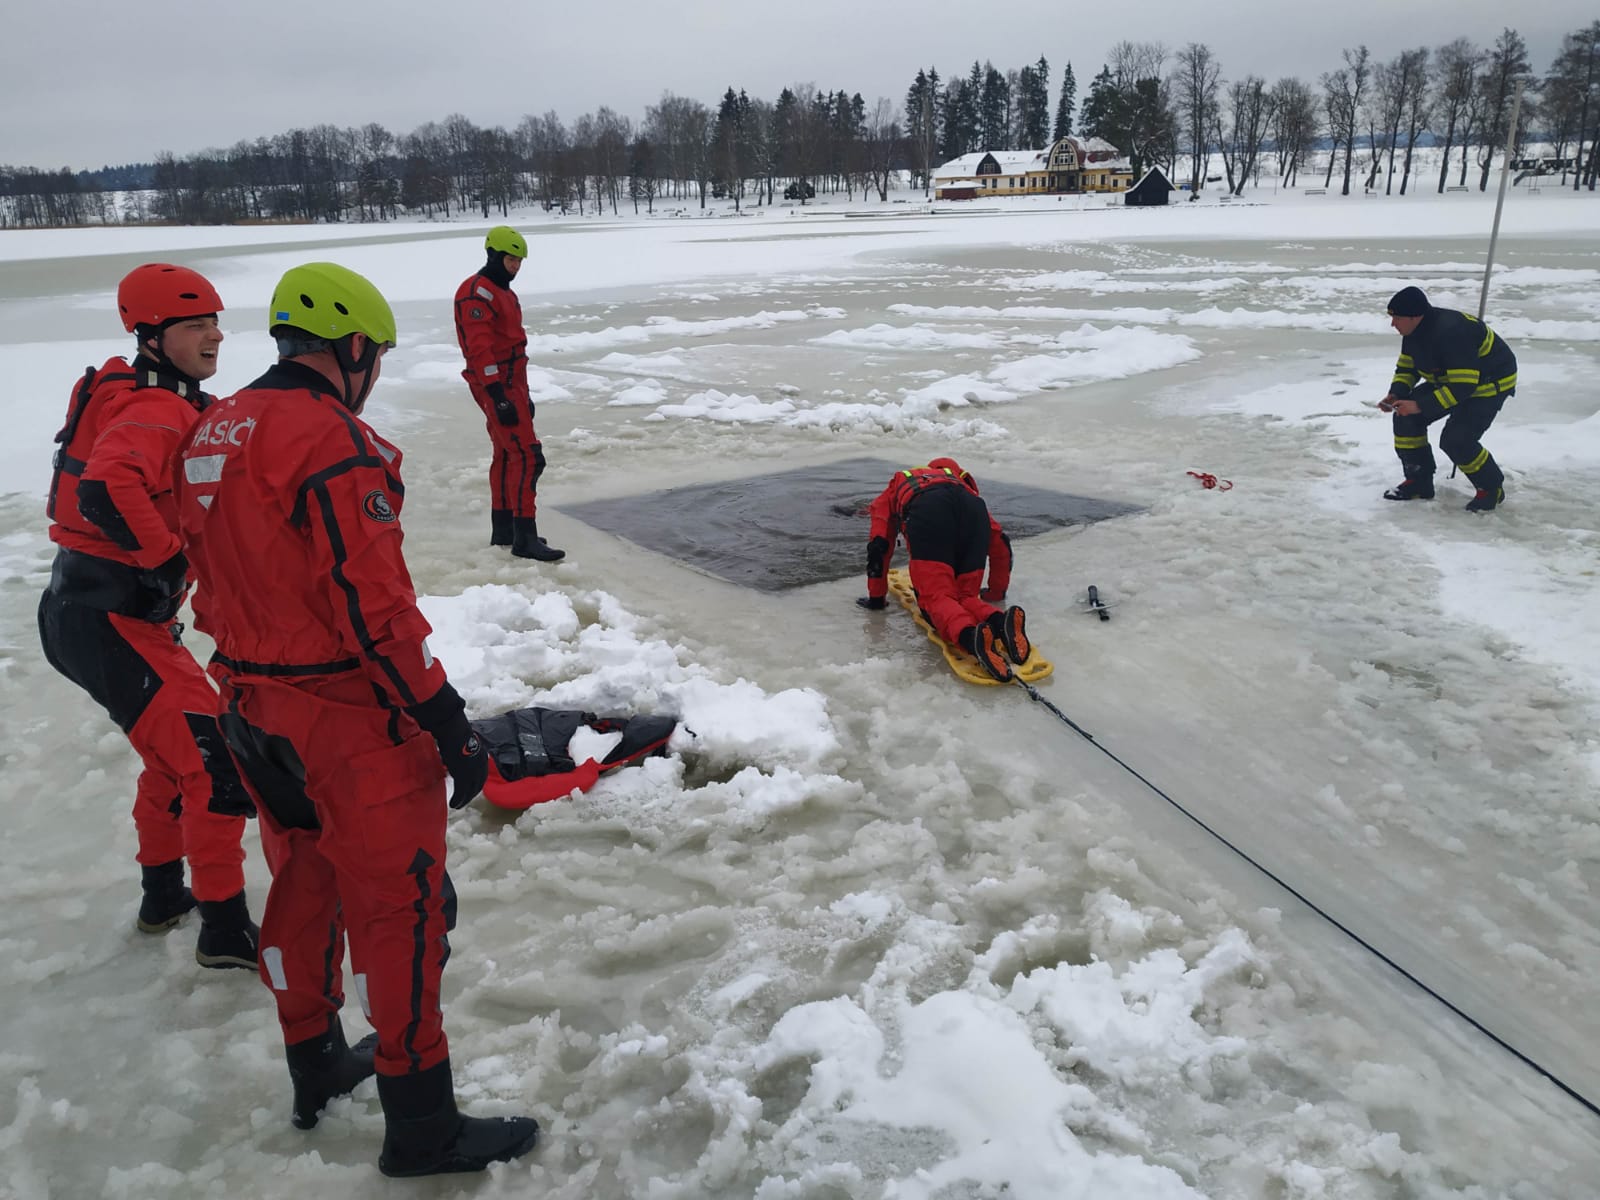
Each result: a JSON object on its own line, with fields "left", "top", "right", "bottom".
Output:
{"left": 1321, "top": 46, "right": 1370, "bottom": 195}
{"left": 862, "top": 97, "right": 900, "bottom": 201}
{"left": 1431, "top": 39, "right": 1481, "bottom": 192}
{"left": 1476, "top": 29, "right": 1533, "bottom": 190}
{"left": 1320, "top": 69, "right": 1350, "bottom": 188}
{"left": 590, "top": 108, "right": 632, "bottom": 215}
{"left": 1394, "top": 50, "right": 1431, "bottom": 194}
{"left": 1173, "top": 43, "right": 1222, "bottom": 192}
{"left": 1215, "top": 75, "right": 1272, "bottom": 194}
{"left": 1268, "top": 77, "right": 1316, "bottom": 186}
{"left": 1371, "top": 50, "right": 1427, "bottom": 194}
{"left": 1545, "top": 24, "right": 1600, "bottom": 189}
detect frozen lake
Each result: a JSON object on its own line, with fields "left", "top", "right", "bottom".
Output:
{"left": 2, "top": 193, "right": 1599, "bottom": 1198}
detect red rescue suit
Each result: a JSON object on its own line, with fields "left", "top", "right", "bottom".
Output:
{"left": 38, "top": 357, "right": 248, "bottom": 900}
{"left": 454, "top": 270, "right": 544, "bottom": 519}
{"left": 174, "top": 360, "right": 455, "bottom": 1077}
{"left": 865, "top": 458, "right": 1013, "bottom": 646}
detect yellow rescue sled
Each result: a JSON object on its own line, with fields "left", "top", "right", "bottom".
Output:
{"left": 886, "top": 568, "right": 1053, "bottom": 686}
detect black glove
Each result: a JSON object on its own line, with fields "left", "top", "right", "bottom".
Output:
{"left": 209, "top": 773, "right": 258, "bottom": 818}
{"left": 188, "top": 714, "right": 257, "bottom": 818}
{"left": 137, "top": 552, "right": 189, "bottom": 623}
{"left": 856, "top": 595, "right": 887, "bottom": 610}
{"left": 866, "top": 536, "right": 889, "bottom": 579}
{"left": 408, "top": 683, "right": 489, "bottom": 809}
{"left": 486, "top": 381, "right": 518, "bottom": 427}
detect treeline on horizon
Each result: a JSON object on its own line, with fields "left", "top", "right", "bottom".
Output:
{"left": 4, "top": 21, "right": 1598, "bottom": 229}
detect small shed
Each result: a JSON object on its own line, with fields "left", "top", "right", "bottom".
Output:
{"left": 1124, "top": 166, "right": 1175, "bottom": 207}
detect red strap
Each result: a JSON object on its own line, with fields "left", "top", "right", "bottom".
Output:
{"left": 1187, "top": 470, "right": 1234, "bottom": 491}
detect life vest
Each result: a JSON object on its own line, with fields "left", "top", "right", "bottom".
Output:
{"left": 471, "top": 707, "right": 679, "bottom": 810}
{"left": 46, "top": 362, "right": 138, "bottom": 526}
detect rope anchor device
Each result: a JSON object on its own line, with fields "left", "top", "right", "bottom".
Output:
{"left": 1187, "top": 470, "right": 1233, "bottom": 491}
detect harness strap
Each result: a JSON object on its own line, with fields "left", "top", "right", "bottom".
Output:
{"left": 210, "top": 653, "right": 361, "bottom": 677}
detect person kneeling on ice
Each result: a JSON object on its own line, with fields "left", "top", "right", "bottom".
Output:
{"left": 856, "top": 458, "right": 1028, "bottom": 682}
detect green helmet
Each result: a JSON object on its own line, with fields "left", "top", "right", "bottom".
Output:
{"left": 485, "top": 225, "right": 528, "bottom": 259}
{"left": 269, "top": 262, "right": 397, "bottom": 347}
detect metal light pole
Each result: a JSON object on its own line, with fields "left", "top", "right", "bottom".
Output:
{"left": 1478, "top": 76, "right": 1530, "bottom": 319}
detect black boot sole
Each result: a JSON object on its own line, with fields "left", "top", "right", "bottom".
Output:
{"left": 378, "top": 1121, "right": 540, "bottom": 1178}
{"left": 196, "top": 949, "right": 259, "bottom": 970}
{"left": 136, "top": 912, "right": 190, "bottom": 934}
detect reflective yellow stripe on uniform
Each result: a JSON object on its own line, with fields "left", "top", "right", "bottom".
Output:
{"left": 1462, "top": 447, "right": 1490, "bottom": 473}
{"left": 1471, "top": 371, "right": 1517, "bottom": 398}
{"left": 1392, "top": 352, "right": 1417, "bottom": 390}
{"left": 1394, "top": 435, "right": 1429, "bottom": 450}
{"left": 1432, "top": 387, "right": 1459, "bottom": 410}
{"left": 1478, "top": 327, "right": 1496, "bottom": 356}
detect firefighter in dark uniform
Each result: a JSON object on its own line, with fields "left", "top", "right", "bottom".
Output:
{"left": 857, "top": 457, "right": 1029, "bottom": 682}
{"left": 454, "top": 225, "right": 563, "bottom": 561}
{"left": 172, "top": 262, "right": 538, "bottom": 1177}
{"left": 37, "top": 263, "right": 257, "bottom": 969}
{"left": 1379, "top": 286, "right": 1518, "bottom": 511}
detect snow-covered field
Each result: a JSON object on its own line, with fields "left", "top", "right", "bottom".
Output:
{"left": 1, "top": 187, "right": 1598, "bottom": 1199}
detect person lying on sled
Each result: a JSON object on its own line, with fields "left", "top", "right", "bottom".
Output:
{"left": 856, "top": 457, "right": 1028, "bottom": 682}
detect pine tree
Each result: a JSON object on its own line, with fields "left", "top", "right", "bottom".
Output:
{"left": 963, "top": 61, "right": 984, "bottom": 150}
{"left": 1053, "top": 62, "right": 1077, "bottom": 141}
{"left": 1025, "top": 56, "right": 1051, "bottom": 148}
{"left": 980, "top": 63, "right": 1008, "bottom": 149}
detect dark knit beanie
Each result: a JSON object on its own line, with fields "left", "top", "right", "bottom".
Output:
{"left": 1387, "top": 286, "right": 1430, "bottom": 317}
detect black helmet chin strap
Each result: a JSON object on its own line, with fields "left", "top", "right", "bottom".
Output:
{"left": 134, "top": 323, "right": 201, "bottom": 392}
{"left": 332, "top": 335, "right": 382, "bottom": 413}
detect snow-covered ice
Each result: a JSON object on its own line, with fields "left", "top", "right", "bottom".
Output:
{"left": 2, "top": 187, "right": 1598, "bottom": 1199}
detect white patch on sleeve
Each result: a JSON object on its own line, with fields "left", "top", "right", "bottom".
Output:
{"left": 422, "top": 639, "right": 434, "bottom": 670}
{"left": 475, "top": 285, "right": 494, "bottom": 301}
{"left": 184, "top": 454, "right": 226, "bottom": 484}
{"left": 483, "top": 363, "right": 499, "bottom": 377}
{"left": 262, "top": 946, "right": 288, "bottom": 990}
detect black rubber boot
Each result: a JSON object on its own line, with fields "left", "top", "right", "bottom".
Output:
{"left": 195, "top": 890, "right": 260, "bottom": 970}
{"left": 1463, "top": 458, "right": 1505, "bottom": 512}
{"left": 377, "top": 1060, "right": 540, "bottom": 1178}
{"left": 511, "top": 518, "right": 565, "bottom": 562}
{"left": 1383, "top": 477, "right": 1434, "bottom": 501}
{"left": 490, "top": 509, "right": 513, "bottom": 547}
{"left": 287, "top": 1018, "right": 379, "bottom": 1129}
{"left": 1465, "top": 486, "right": 1505, "bottom": 512}
{"left": 136, "top": 860, "right": 196, "bottom": 933}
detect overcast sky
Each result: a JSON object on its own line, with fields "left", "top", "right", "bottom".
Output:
{"left": 3, "top": 0, "right": 1593, "bottom": 170}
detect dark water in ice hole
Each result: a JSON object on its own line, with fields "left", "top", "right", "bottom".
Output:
{"left": 563, "top": 456, "right": 1143, "bottom": 591}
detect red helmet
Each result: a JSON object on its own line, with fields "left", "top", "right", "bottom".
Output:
{"left": 116, "top": 264, "right": 224, "bottom": 333}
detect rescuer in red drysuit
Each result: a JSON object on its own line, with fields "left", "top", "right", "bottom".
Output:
{"left": 858, "top": 457, "right": 1030, "bottom": 682}
{"left": 37, "top": 262, "right": 257, "bottom": 968}
{"left": 453, "top": 224, "right": 563, "bottom": 561}
{"left": 173, "top": 261, "right": 538, "bottom": 1177}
